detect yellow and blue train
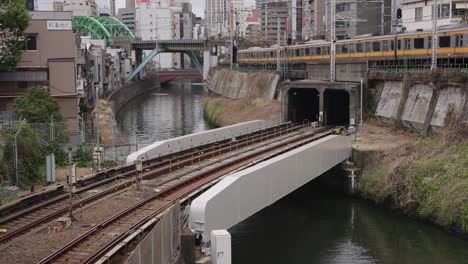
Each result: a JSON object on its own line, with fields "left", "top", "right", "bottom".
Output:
{"left": 237, "top": 25, "right": 468, "bottom": 67}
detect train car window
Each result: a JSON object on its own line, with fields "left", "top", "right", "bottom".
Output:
{"left": 365, "top": 42, "right": 371, "bottom": 52}
{"left": 316, "top": 47, "right": 322, "bottom": 55}
{"left": 427, "top": 37, "right": 432, "bottom": 48}
{"left": 373, "top": 42, "right": 381, "bottom": 51}
{"left": 397, "top": 39, "right": 401, "bottom": 50}
{"left": 295, "top": 49, "right": 300, "bottom": 56}
{"left": 356, "top": 43, "right": 363, "bottom": 52}
{"left": 406, "top": 39, "right": 411, "bottom": 49}
{"left": 305, "top": 48, "right": 310, "bottom": 55}
{"left": 439, "top": 36, "right": 451, "bottom": 47}
{"left": 414, "top": 38, "right": 424, "bottom": 49}
{"left": 325, "top": 46, "right": 330, "bottom": 55}
{"left": 383, "top": 40, "right": 389, "bottom": 51}
{"left": 456, "top": 35, "right": 464, "bottom": 47}
{"left": 341, "top": 45, "right": 348, "bottom": 54}
{"left": 390, "top": 40, "right": 394, "bottom": 51}
{"left": 270, "top": 51, "right": 274, "bottom": 57}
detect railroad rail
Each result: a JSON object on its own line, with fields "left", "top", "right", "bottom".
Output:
{"left": 0, "top": 123, "right": 305, "bottom": 248}
{"left": 38, "top": 126, "right": 339, "bottom": 264}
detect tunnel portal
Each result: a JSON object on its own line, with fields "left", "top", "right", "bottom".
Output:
{"left": 324, "top": 89, "right": 350, "bottom": 126}
{"left": 287, "top": 88, "right": 320, "bottom": 123}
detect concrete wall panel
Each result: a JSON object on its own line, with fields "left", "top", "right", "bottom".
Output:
{"left": 375, "top": 81, "right": 403, "bottom": 120}
{"left": 401, "top": 84, "right": 433, "bottom": 130}
{"left": 431, "top": 87, "right": 467, "bottom": 130}
{"left": 190, "top": 135, "right": 352, "bottom": 242}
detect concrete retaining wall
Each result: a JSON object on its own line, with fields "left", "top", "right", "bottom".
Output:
{"left": 307, "top": 62, "right": 368, "bottom": 83}
{"left": 189, "top": 135, "right": 351, "bottom": 242}
{"left": 206, "top": 68, "right": 279, "bottom": 100}
{"left": 126, "top": 120, "right": 278, "bottom": 163}
{"left": 375, "top": 80, "right": 467, "bottom": 133}
{"left": 108, "top": 76, "right": 161, "bottom": 114}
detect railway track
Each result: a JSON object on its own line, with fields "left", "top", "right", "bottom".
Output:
{"left": 0, "top": 123, "right": 305, "bottom": 248}
{"left": 37, "top": 126, "right": 338, "bottom": 264}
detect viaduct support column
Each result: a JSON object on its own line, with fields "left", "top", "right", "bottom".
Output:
{"left": 203, "top": 50, "right": 210, "bottom": 80}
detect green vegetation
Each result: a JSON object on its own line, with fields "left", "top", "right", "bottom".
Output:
{"left": 75, "top": 144, "right": 93, "bottom": 167}
{"left": 359, "top": 143, "right": 468, "bottom": 234}
{"left": 0, "top": 87, "right": 69, "bottom": 188}
{"left": 0, "top": 0, "right": 30, "bottom": 71}
{"left": 203, "top": 98, "right": 224, "bottom": 128}
{"left": 1, "top": 122, "right": 45, "bottom": 187}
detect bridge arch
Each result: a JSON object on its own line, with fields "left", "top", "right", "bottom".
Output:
{"left": 73, "top": 16, "right": 135, "bottom": 46}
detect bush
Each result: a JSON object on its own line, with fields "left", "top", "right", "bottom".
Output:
{"left": 75, "top": 144, "right": 93, "bottom": 167}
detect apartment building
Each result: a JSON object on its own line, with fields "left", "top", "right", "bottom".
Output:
{"left": 0, "top": 11, "right": 80, "bottom": 132}
{"left": 401, "top": 0, "right": 468, "bottom": 32}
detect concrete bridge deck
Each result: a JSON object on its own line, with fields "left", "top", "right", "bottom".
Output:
{"left": 189, "top": 131, "right": 351, "bottom": 246}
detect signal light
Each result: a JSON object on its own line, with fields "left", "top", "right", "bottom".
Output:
{"left": 397, "top": 8, "right": 402, "bottom": 19}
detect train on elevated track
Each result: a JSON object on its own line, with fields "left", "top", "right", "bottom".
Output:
{"left": 237, "top": 24, "right": 468, "bottom": 68}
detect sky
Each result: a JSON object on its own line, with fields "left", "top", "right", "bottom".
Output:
{"left": 116, "top": 0, "right": 255, "bottom": 18}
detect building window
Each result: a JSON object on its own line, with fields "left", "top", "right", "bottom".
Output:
{"left": 415, "top": 7, "right": 423, "bottom": 21}
{"left": 25, "top": 0, "right": 34, "bottom": 11}
{"left": 25, "top": 35, "right": 37, "bottom": 51}
{"left": 438, "top": 4, "right": 450, "bottom": 18}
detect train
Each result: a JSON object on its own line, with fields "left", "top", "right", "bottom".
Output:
{"left": 237, "top": 24, "right": 468, "bottom": 67}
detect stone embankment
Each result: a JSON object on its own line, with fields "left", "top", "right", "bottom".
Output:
{"left": 203, "top": 68, "right": 281, "bottom": 127}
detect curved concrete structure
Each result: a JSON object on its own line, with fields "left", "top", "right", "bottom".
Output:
{"left": 189, "top": 134, "right": 351, "bottom": 242}
{"left": 126, "top": 120, "right": 279, "bottom": 164}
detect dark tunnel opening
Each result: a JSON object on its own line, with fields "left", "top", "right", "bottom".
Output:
{"left": 287, "top": 88, "right": 320, "bottom": 123}
{"left": 324, "top": 89, "right": 350, "bottom": 126}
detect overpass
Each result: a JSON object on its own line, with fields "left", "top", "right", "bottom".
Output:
{"left": 126, "top": 39, "right": 221, "bottom": 84}
{"left": 157, "top": 69, "right": 203, "bottom": 84}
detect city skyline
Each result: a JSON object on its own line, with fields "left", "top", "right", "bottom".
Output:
{"left": 116, "top": 0, "right": 256, "bottom": 17}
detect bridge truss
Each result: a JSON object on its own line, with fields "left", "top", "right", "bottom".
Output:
{"left": 73, "top": 16, "right": 136, "bottom": 46}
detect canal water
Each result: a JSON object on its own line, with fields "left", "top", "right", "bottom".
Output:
{"left": 117, "top": 81, "right": 468, "bottom": 264}
{"left": 117, "top": 81, "right": 207, "bottom": 148}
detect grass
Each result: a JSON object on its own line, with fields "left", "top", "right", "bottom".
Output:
{"left": 203, "top": 98, "right": 224, "bottom": 128}
{"left": 359, "top": 143, "right": 468, "bottom": 234}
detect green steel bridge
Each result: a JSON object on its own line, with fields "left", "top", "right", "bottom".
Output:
{"left": 73, "top": 16, "right": 136, "bottom": 46}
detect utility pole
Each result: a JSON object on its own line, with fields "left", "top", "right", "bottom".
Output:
{"left": 230, "top": 1, "right": 234, "bottom": 70}
{"left": 381, "top": 0, "right": 385, "bottom": 35}
{"left": 431, "top": 0, "right": 438, "bottom": 71}
{"left": 329, "top": 0, "right": 336, "bottom": 82}
{"left": 95, "top": 85, "right": 101, "bottom": 171}
{"left": 265, "top": 4, "right": 268, "bottom": 42}
{"left": 277, "top": 18, "right": 281, "bottom": 71}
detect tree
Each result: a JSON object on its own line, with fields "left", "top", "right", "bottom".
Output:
{"left": 0, "top": 0, "right": 30, "bottom": 72}
{"left": 0, "top": 122, "right": 45, "bottom": 187}
{"left": 14, "top": 87, "right": 64, "bottom": 123}
{"left": 14, "top": 87, "right": 68, "bottom": 166}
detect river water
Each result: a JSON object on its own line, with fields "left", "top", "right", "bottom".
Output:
{"left": 117, "top": 81, "right": 468, "bottom": 264}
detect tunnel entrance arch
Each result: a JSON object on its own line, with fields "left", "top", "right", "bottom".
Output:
{"left": 323, "top": 89, "right": 350, "bottom": 126}
{"left": 287, "top": 88, "right": 320, "bottom": 123}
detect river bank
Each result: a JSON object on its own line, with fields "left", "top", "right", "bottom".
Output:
{"left": 354, "top": 119, "right": 468, "bottom": 236}
{"left": 203, "top": 96, "right": 281, "bottom": 127}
